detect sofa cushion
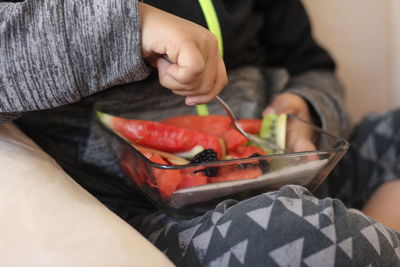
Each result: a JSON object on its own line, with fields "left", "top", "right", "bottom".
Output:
{"left": 0, "top": 123, "right": 174, "bottom": 267}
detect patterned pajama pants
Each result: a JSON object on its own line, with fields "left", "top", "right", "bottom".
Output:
{"left": 128, "top": 110, "right": 400, "bottom": 266}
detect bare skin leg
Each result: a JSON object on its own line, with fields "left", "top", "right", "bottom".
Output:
{"left": 362, "top": 179, "right": 400, "bottom": 231}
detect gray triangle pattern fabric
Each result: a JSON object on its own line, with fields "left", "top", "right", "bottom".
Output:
{"left": 262, "top": 190, "right": 278, "bottom": 200}
{"left": 192, "top": 226, "right": 216, "bottom": 261}
{"left": 211, "top": 211, "right": 223, "bottom": 225}
{"left": 395, "top": 247, "right": 400, "bottom": 260}
{"left": 216, "top": 220, "right": 232, "bottom": 238}
{"left": 230, "top": 239, "right": 248, "bottom": 264}
{"left": 303, "top": 245, "right": 336, "bottom": 267}
{"left": 208, "top": 250, "right": 231, "bottom": 267}
{"left": 321, "top": 206, "right": 334, "bottom": 223}
{"left": 374, "top": 223, "right": 394, "bottom": 247}
{"left": 148, "top": 227, "right": 164, "bottom": 244}
{"left": 277, "top": 197, "right": 303, "bottom": 217}
{"left": 349, "top": 209, "right": 372, "bottom": 222}
{"left": 149, "top": 212, "right": 166, "bottom": 226}
{"left": 269, "top": 238, "right": 304, "bottom": 267}
{"left": 380, "top": 148, "right": 398, "bottom": 182}
{"left": 246, "top": 206, "right": 273, "bottom": 230}
{"left": 374, "top": 116, "right": 393, "bottom": 138}
{"left": 301, "top": 194, "right": 320, "bottom": 206}
{"left": 320, "top": 224, "right": 336, "bottom": 243}
{"left": 206, "top": 239, "right": 249, "bottom": 266}
{"left": 287, "top": 184, "right": 307, "bottom": 197}
{"left": 278, "top": 197, "right": 303, "bottom": 217}
{"left": 163, "top": 221, "right": 177, "bottom": 237}
{"left": 141, "top": 213, "right": 154, "bottom": 226}
{"left": 338, "top": 238, "right": 353, "bottom": 259}
{"left": 359, "top": 135, "right": 377, "bottom": 162}
{"left": 304, "top": 214, "right": 320, "bottom": 229}
{"left": 178, "top": 224, "right": 201, "bottom": 257}
{"left": 361, "top": 225, "right": 381, "bottom": 256}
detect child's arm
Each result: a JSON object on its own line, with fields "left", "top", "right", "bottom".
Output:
{"left": 0, "top": 0, "right": 148, "bottom": 123}
{"left": 0, "top": 1, "right": 227, "bottom": 124}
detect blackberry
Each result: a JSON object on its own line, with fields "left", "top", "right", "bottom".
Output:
{"left": 190, "top": 149, "right": 218, "bottom": 164}
{"left": 190, "top": 149, "right": 218, "bottom": 177}
{"left": 236, "top": 153, "right": 270, "bottom": 172}
{"left": 250, "top": 153, "right": 270, "bottom": 173}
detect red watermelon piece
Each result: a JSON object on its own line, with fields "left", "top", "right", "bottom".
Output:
{"left": 208, "top": 165, "right": 262, "bottom": 184}
{"left": 177, "top": 169, "right": 208, "bottom": 190}
{"left": 229, "top": 145, "right": 267, "bottom": 159}
{"left": 149, "top": 154, "right": 182, "bottom": 198}
{"left": 98, "top": 112, "right": 225, "bottom": 159}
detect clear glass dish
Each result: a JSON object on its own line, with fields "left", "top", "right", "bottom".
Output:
{"left": 95, "top": 102, "right": 349, "bottom": 219}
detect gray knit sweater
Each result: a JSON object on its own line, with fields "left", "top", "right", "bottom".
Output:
{"left": 0, "top": 0, "right": 149, "bottom": 123}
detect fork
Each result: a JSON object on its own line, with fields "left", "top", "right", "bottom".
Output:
{"left": 215, "top": 96, "right": 284, "bottom": 153}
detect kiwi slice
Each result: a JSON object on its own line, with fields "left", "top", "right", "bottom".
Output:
{"left": 259, "top": 113, "right": 287, "bottom": 151}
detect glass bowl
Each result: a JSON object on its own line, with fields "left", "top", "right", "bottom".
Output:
{"left": 95, "top": 106, "right": 349, "bottom": 219}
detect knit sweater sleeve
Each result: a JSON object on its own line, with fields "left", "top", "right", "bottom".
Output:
{"left": 285, "top": 70, "right": 351, "bottom": 138}
{"left": 0, "top": 0, "right": 150, "bottom": 123}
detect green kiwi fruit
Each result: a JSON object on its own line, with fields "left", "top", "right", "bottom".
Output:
{"left": 259, "top": 113, "right": 287, "bottom": 152}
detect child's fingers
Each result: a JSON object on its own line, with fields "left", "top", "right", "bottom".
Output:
{"left": 166, "top": 41, "right": 206, "bottom": 85}
{"left": 158, "top": 42, "right": 221, "bottom": 100}
{"left": 263, "top": 93, "right": 299, "bottom": 116}
{"left": 185, "top": 53, "right": 227, "bottom": 105}
{"left": 184, "top": 57, "right": 217, "bottom": 99}
{"left": 157, "top": 57, "right": 201, "bottom": 92}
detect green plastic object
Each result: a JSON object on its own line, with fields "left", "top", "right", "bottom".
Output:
{"left": 196, "top": 104, "right": 210, "bottom": 116}
{"left": 195, "top": 0, "right": 224, "bottom": 116}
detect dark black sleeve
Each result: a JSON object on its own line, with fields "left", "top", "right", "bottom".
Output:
{"left": 257, "top": 0, "right": 335, "bottom": 75}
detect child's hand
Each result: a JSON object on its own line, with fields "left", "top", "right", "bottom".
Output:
{"left": 139, "top": 3, "right": 227, "bottom": 105}
{"left": 263, "top": 93, "right": 317, "bottom": 153}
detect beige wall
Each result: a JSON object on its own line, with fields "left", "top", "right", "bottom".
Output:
{"left": 391, "top": 0, "right": 400, "bottom": 108}
{"left": 303, "top": 0, "right": 400, "bottom": 122}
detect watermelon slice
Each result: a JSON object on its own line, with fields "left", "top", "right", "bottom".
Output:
{"left": 229, "top": 145, "right": 267, "bottom": 159}
{"left": 238, "top": 119, "right": 262, "bottom": 134}
{"left": 149, "top": 154, "right": 182, "bottom": 198}
{"left": 177, "top": 169, "right": 208, "bottom": 190}
{"left": 162, "top": 115, "right": 230, "bottom": 137}
{"left": 222, "top": 128, "right": 248, "bottom": 151}
{"left": 208, "top": 165, "right": 262, "bottom": 184}
{"left": 162, "top": 115, "right": 257, "bottom": 151}
{"left": 97, "top": 112, "right": 225, "bottom": 159}
{"left": 162, "top": 115, "right": 262, "bottom": 135}
{"left": 132, "top": 144, "right": 189, "bottom": 165}
{"left": 120, "top": 152, "right": 146, "bottom": 185}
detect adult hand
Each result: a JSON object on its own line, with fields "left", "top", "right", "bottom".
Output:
{"left": 263, "top": 93, "right": 317, "bottom": 153}
{"left": 139, "top": 3, "right": 227, "bottom": 105}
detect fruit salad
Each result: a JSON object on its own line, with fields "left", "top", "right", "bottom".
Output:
{"left": 98, "top": 112, "right": 287, "bottom": 198}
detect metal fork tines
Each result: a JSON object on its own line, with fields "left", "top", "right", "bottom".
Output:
{"left": 215, "top": 96, "right": 284, "bottom": 152}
